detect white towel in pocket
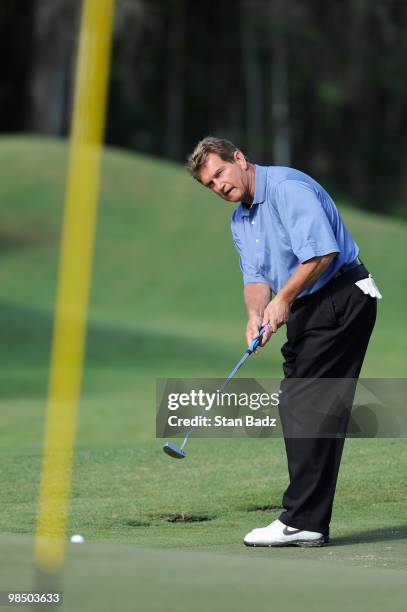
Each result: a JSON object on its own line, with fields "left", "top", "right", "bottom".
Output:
{"left": 355, "top": 274, "right": 382, "bottom": 299}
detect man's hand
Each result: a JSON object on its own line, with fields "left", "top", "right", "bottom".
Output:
{"left": 243, "top": 283, "right": 272, "bottom": 351}
{"left": 260, "top": 295, "right": 290, "bottom": 345}
{"left": 245, "top": 315, "right": 263, "bottom": 349}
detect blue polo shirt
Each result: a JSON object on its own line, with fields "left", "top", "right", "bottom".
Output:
{"left": 231, "top": 165, "right": 359, "bottom": 296}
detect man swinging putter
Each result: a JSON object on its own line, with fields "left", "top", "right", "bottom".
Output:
{"left": 186, "top": 136, "right": 381, "bottom": 547}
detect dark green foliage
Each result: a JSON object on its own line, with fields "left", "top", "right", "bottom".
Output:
{"left": 1, "top": 1, "right": 407, "bottom": 216}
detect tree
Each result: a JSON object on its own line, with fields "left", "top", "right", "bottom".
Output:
{"left": 240, "top": 0, "right": 264, "bottom": 160}
{"left": 28, "top": 0, "right": 80, "bottom": 134}
{"left": 164, "top": 0, "right": 186, "bottom": 160}
{"left": 269, "top": 0, "right": 291, "bottom": 166}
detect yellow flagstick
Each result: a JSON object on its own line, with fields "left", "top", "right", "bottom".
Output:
{"left": 35, "top": 0, "right": 115, "bottom": 572}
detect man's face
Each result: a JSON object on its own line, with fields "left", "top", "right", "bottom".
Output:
{"left": 198, "top": 151, "right": 249, "bottom": 203}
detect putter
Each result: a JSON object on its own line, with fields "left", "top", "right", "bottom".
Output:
{"left": 163, "top": 323, "right": 270, "bottom": 459}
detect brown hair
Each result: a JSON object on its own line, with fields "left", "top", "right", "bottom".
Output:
{"left": 185, "top": 136, "right": 242, "bottom": 181}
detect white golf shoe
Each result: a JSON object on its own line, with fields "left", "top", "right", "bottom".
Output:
{"left": 244, "top": 519, "right": 328, "bottom": 547}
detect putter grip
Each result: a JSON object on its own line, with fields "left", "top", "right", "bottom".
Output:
{"left": 248, "top": 324, "right": 268, "bottom": 354}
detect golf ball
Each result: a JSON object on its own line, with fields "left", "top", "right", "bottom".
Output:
{"left": 70, "top": 534, "right": 85, "bottom": 544}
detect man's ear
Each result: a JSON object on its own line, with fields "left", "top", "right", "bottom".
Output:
{"left": 234, "top": 150, "right": 247, "bottom": 169}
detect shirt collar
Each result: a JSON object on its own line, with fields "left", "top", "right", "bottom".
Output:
{"left": 240, "top": 164, "right": 267, "bottom": 217}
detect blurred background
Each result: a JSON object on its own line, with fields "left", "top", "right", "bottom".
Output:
{"left": 1, "top": 0, "right": 407, "bottom": 217}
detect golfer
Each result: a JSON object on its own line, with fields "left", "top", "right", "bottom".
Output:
{"left": 186, "top": 136, "right": 381, "bottom": 547}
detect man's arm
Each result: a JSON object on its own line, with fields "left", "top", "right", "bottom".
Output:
{"left": 258, "top": 253, "right": 337, "bottom": 346}
{"left": 244, "top": 283, "right": 272, "bottom": 347}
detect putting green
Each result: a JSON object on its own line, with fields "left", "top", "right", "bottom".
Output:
{"left": 0, "top": 535, "right": 406, "bottom": 612}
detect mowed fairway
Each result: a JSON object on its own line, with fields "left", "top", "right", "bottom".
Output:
{"left": 0, "top": 136, "right": 406, "bottom": 609}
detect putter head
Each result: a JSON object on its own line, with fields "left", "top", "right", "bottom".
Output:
{"left": 163, "top": 442, "right": 187, "bottom": 459}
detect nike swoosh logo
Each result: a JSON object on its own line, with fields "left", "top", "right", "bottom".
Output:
{"left": 282, "top": 526, "right": 303, "bottom": 536}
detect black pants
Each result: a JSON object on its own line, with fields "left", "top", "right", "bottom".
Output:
{"left": 278, "top": 265, "right": 377, "bottom": 535}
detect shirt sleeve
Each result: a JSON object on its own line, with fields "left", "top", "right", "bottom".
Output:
{"left": 274, "top": 180, "right": 340, "bottom": 263}
{"left": 231, "top": 222, "right": 267, "bottom": 286}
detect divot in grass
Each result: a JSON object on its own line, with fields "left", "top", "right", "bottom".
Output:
{"left": 164, "top": 514, "right": 212, "bottom": 524}
{"left": 248, "top": 505, "right": 284, "bottom": 513}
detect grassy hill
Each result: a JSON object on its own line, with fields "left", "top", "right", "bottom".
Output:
{"left": 0, "top": 136, "right": 406, "bottom": 609}
{"left": 0, "top": 137, "right": 405, "bottom": 376}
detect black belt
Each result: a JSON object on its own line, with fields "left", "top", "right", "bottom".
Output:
{"left": 333, "top": 256, "right": 362, "bottom": 279}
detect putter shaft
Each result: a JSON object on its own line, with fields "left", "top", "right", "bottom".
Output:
{"left": 163, "top": 324, "right": 270, "bottom": 458}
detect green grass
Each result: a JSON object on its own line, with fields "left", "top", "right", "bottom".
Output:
{"left": 0, "top": 535, "right": 406, "bottom": 612}
{"left": 0, "top": 136, "right": 406, "bottom": 609}
{"left": 1, "top": 535, "right": 406, "bottom": 612}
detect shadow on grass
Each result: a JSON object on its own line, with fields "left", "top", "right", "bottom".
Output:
{"left": 331, "top": 524, "right": 407, "bottom": 546}
{"left": 0, "top": 225, "right": 56, "bottom": 252}
{"left": 0, "top": 301, "right": 234, "bottom": 397}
